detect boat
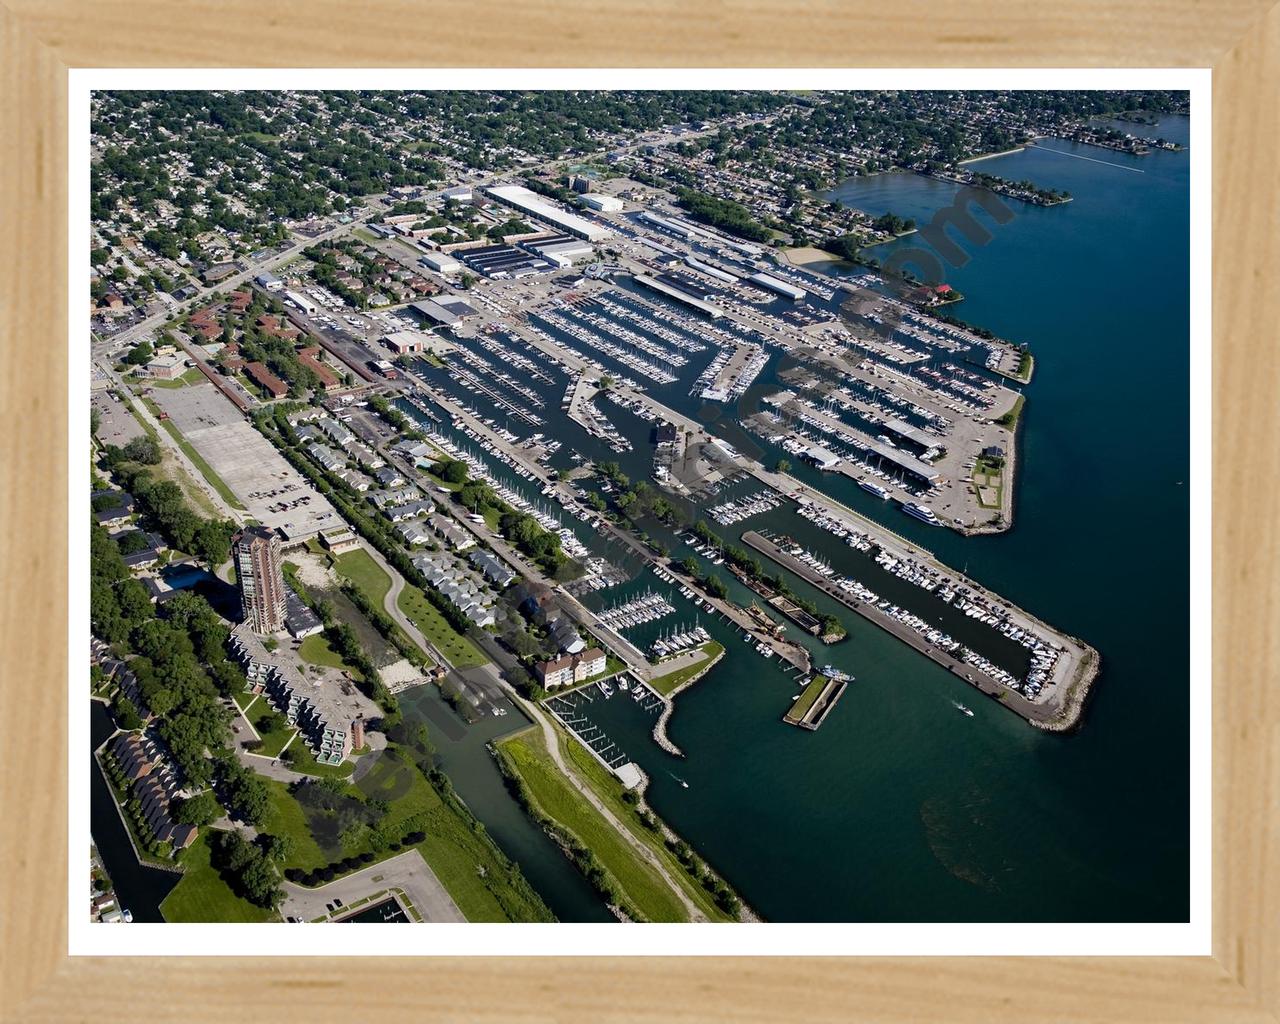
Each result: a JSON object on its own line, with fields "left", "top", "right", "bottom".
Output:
{"left": 902, "top": 502, "right": 942, "bottom": 526}
{"left": 859, "top": 480, "right": 890, "bottom": 500}
{"left": 122, "top": 909, "right": 133, "bottom": 923}
{"left": 618, "top": 678, "right": 629, "bottom": 692}
{"left": 952, "top": 701, "right": 974, "bottom": 717}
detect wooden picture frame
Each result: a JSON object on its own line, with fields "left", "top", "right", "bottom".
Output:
{"left": 2, "top": 3, "right": 1275, "bottom": 1019}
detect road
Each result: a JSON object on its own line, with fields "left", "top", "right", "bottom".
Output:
{"left": 280, "top": 848, "right": 465, "bottom": 923}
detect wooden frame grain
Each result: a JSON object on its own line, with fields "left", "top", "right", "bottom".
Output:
{"left": 2, "top": 3, "right": 1275, "bottom": 1020}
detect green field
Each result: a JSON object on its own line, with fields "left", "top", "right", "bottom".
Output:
{"left": 332, "top": 548, "right": 393, "bottom": 604}
{"left": 784, "top": 674, "right": 830, "bottom": 724}
{"left": 298, "top": 633, "right": 348, "bottom": 669}
{"left": 160, "top": 831, "right": 277, "bottom": 923}
{"left": 267, "top": 745, "right": 552, "bottom": 922}
{"left": 649, "top": 641, "right": 724, "bottom": 697}
{"left": 498, "top": 730, "right": 689, "bottom": 922}
{"left": 246, "top": 704, "right": 296, "bottom": 759}
{"left": 396, "top": 586, "right": 487, "bottom": 669}
{"left": 559, "top": 733, "right": 735, "bottom": 922}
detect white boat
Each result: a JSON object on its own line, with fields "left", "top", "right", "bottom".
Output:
{"left": 952, "top": 701, "right": 974, "bottom": 717}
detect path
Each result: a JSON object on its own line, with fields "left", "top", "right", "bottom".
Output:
{"left": 503, "top": 685, "right": 707, "bottom": 922}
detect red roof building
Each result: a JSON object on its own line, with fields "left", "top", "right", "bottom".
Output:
{"left": 245, "top": 361, "right": 288, "bottom": 398}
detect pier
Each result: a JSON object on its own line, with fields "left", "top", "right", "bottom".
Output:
{"left": 741, "top": 530, "right": 1096, "bottom": 729}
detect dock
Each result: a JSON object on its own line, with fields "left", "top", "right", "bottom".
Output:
{"left": 783, "top": 674, "right": 848, "bottom": 730}
{"left": 741, "top": 530, "right": 1091, "bottom": 728}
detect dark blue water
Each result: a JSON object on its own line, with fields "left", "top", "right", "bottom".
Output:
{"left": 565, "top": 116, "right": 1192, "bottom": 922}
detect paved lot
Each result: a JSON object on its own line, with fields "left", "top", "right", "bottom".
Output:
{"left": 148, "top": 379, "right": 242, "bottom": 434}
{"left": 91, "top": 390, "right": 146, "bottom": 447}
{"left": 280, "top": 849, "right": 465, "bottom": 923}
{"left": 148, "top": 382, "right": 341, "bottom": 538}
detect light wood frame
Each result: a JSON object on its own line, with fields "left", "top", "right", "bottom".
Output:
{"left": 2, "top": 3, "right": 1276, "bottom": 1020}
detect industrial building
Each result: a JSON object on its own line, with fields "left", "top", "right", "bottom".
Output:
{"left": 284, "top": 289, "right": 317, "bottom": 315}
{"left": 484, "top": 184, "right": 613, "bottom": 242}
{"left": 418, "top": 250, "right": 462, "bottom": 275}
{"left": 233, "top": 525, "right": 287, "bottom": 634}
{"left": 522, "top": 233, "right": 595, "bottom": 266}
{"left": 255, "top": 272, "right": 284, "bottom": 291}
{"left": 580, "top": 193, "right": 623, "bottom": 212}
{"left": 457, "top": 242, "right": 551, "bottom": 279}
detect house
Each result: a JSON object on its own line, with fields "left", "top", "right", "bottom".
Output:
{"left": 395, "top": 519, "right": 432, "bottom": 547}
{"left": 374, "top": 465, "right": 405, "bottom": 488}
{"left": 92, "top": 490, "right": 136, "bottom": 529}
{"left": 469, "top": 549, "right": 515, "bottom": 588}
{"left": 535, "top": 648, "right": 607, "bottom": 689}
{"left": 428, "top": 514, "right": 475, "bottom": 552}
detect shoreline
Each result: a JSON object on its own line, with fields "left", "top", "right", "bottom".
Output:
{"left": 958, "top": 145, "right": 1028, "bottom": 165}
{"left": 651, "top": 647, "right": 726, "bottom": 756}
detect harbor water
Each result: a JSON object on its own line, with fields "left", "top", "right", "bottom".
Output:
{"left": 480, "top": 115, "right": 1192, "bottom": 922}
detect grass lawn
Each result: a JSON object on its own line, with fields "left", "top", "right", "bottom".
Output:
{"left": 286, "top": 740, "right": 358, "bottom": 781}
{"left": 260, "top": 780, "right": 330, "bottom": 870}
{"left": 141, "top": 397, "right": 247, "bottom": 510}
{"left": 498, "top": 730, "right": 689, "bottom": 922}
{"left": 396, "top": 586, "right": 487, "bottom": 669}
{"left": 298, "top": 633, "right": 348, "bottom": 669}
{"left": 784, "top": 674, "right": 830, "bottom": 724}
{"left": 148, "top": 367, "right": 205, "bottom": 389}
{"left": 332, "top": 548, "right": 392, "bottom": 605}
{"left": 559, "top": 732, "right": 735, "bottom": 922}
{"left": 233, "top": 691, "right": 258, "bottom": 713}
{"left": 160, "top": 831, "right": 277, "bottom": 923}
{"left": 649, "top": 641, "right": 724, "bottom": 697}
{"left": 247, "top": 705, "right": 296, "bottom": 759}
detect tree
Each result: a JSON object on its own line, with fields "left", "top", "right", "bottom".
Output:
{"left": 775, "top": 458, "right": 791, "bottom": 473}
{"left": 121, "top": 435, "right": 161, "bottom": 465}
{"left": 438, "top": 459, "right": 468, "bottom": 485}
{"left": 123, "top": 340, "right": 153, "bottom": 366}
{"left": 173, "top": 791, "right": 221, "bottom": 827}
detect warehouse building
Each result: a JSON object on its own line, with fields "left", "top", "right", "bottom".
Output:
{"left": 484, "top": 184, "right": 613, "bottom": 242}
{"left": 580, "top": 193, "right": 623, "bottom": 212}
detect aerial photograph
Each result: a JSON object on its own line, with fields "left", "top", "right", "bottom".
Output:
{"left": 87, "top": 88, "right": 1190, "bottom": 926}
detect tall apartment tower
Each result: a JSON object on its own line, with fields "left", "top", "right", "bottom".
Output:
{"left": 233, "top": 526, "right": 287, "bottom": 634}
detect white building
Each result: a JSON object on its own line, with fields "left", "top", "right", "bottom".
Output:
{"left": 484, "top": 184, "right": 613, "bottom": 242}
{"left": 284, "top": 289, "right": 317, "bottom": 315}
{"left": 382, "top": 330, "right": 432, "bottom": 355}
{"left": 418, "top": 250, "right": 462, "bottom": 275}
{"left": 580, "top": 193, "right": 623, "bottom": 212}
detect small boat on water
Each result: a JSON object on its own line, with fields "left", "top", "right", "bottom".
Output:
{"left": 952, "top": 701, "right": 974, "bottom": 717}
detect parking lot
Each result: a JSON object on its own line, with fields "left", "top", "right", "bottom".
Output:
{"left": 90, "top": 387, "right": 146, "bottom": 447}
{"left": 149, "top": 381, "right": 341, "bottom": 539}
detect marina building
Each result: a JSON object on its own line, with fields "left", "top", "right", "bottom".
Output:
{"left": 748, "top": 272, "right": 807, "bottom": 301}
{"left": 631, "top": 273, "right": 725, "bottom": 319}
{"left": 484, "top": 184, "right": 613, "bottom": 242}
{"left": 284, "top": 289, "right": 317, "bottom": 315}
